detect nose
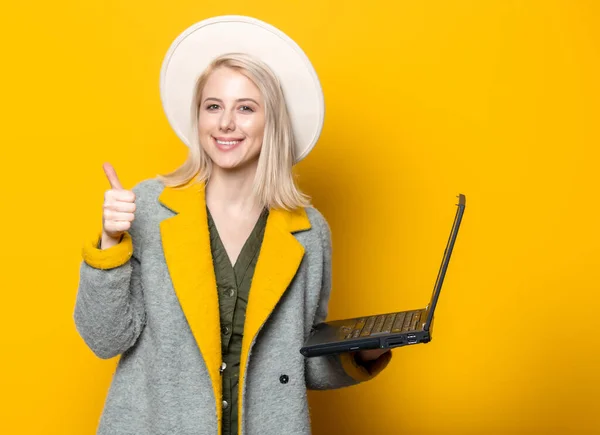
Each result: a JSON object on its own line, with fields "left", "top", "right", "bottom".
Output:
{"left": 219, "top": 109, "right": 236, "bottom": 132}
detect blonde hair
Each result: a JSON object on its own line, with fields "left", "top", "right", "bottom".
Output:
{"left": 157, "top": 53, "right": 311, "bottom": 210}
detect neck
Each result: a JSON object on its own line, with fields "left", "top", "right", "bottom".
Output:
{"left": 205, "top": 164, "right": 262, "bottom": 217}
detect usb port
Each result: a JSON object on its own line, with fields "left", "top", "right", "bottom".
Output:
{"left": 407, "top": 334, "right": 417, "bottom": 344}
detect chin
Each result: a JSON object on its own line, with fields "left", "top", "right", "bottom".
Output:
{"left": 210, "top": 152, "right": 260, "bottom": 172}
{"left": 211, "top": 157, "right": 250, "bottom": 171}
{"left": 213, "top": 161, "right": 241, "bottom": 171}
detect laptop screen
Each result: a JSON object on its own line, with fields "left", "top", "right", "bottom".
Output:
{"left": 423, "top": 194, "right": 466, "bottom": 331}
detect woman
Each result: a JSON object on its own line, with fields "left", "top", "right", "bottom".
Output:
{"left": 75, "top": 17, "right": 392, "bottom": 435}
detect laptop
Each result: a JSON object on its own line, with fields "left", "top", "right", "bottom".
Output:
{"left": 300, "top": 194, "right": 466, "bottom": 358}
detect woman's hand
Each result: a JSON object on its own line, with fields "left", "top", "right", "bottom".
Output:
{"left": 101, "top": 163, "right": 136, "bottom": 249}
{"left": 356, "top": 348, "right": 390, "bottom": 362}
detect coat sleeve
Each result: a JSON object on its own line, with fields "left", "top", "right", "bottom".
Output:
{"left": 304, "top": 214, "right": 392, "bottom": 390}
{"left": 73, "top": 206, "right": 146, "bottom": 360}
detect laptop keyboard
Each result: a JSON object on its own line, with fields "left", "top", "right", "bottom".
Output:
{"left": 341, "top": 311, "right": 422, "bottom": 340}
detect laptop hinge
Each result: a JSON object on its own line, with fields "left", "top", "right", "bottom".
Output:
{"left": 422, "top": 304, "right": 430, "bottom": 331}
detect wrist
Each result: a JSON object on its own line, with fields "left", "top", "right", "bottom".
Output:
{"left": 100, "top": 232, "right": 123, "bottom": 250}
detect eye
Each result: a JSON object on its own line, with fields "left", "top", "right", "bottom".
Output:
{"left": 239, "top": 105, "right": 254, "bottom": 112}
{"left": 205, "top": 104, "right": 220, "bottom": 110}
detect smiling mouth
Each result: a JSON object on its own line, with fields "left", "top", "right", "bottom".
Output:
{"left": 212, "top": 137, "right": 245, "bottom": 151}
{"left": 213, "top": 137, "right": 244, "bottom": 146}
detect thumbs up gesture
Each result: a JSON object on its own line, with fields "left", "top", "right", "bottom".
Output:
{"left": 100, "top": 163, "right": 136, "bottom": 249}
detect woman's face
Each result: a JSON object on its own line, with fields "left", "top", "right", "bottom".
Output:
{"left": 198, "top": 67, "right": 266, "bottom": 172}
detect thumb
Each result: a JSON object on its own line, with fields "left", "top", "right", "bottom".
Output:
{"left": 103, "top": 162, "right": 123, "bottom": 190}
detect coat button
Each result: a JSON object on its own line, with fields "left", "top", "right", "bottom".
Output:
{"left": 220, "top": 362, "right": 227, "bottom": 374}
{"left": 279, "top": 374, "right": 289, "bottom": 384}
{"left": 221, "top": 325, "right": 230, "bottom": 335}
{"left": 222, "top": 400, "right": 229, "bottom": 409}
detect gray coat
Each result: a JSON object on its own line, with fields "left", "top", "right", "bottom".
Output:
{"left": 74, "top": 178, "right": 391, "bottom": 435}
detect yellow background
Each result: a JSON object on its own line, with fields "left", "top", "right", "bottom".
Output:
{"left": 1, "top": 0, "right": 598, "bottom": 434}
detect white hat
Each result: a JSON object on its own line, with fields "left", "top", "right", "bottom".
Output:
{"left": 159, "top": 15, "right": 325, "bottom": 163}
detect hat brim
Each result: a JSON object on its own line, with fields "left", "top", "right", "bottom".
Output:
{"left": 159, "top": 15, "right": 325, "bottom": 163}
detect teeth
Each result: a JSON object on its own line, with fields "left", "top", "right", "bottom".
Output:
{"left": 216, "top": 139, "right": 241, "bottom": 145}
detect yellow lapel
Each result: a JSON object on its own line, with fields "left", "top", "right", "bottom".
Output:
{"left": 158, "top": 178, "right": 311, "bottom": 435}
{"left": 158, "top": 179, "right": 223, "bottom": 429}
{"left": 238, "top": 205, "right": 311, "bottom": 433}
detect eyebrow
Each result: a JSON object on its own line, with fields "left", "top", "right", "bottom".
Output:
{"left": 202, "top": 97, "right": 260, "bottom": 106}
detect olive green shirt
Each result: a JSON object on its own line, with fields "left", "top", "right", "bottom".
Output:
{"left": 207, "top": 207, "right": 269, "bottom": 435}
